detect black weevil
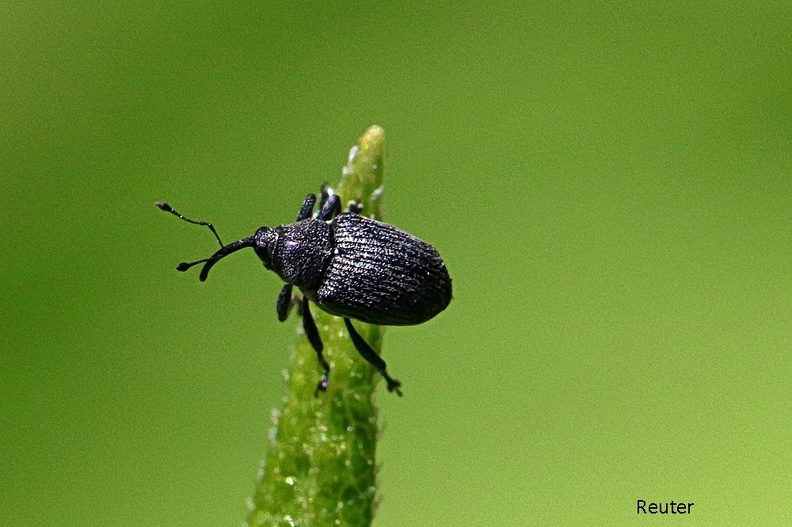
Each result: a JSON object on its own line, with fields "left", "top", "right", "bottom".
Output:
{"left": 156, "top": 187, "right": 452, "bottom": 396}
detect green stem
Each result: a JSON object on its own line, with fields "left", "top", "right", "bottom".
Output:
{"left": 247, "top": 126, "right": 387, "bottom": 527}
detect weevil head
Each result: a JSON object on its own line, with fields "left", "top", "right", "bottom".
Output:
{"left": 252, "top": 226, "right": 277, "bottom": 270}
{"left": 177, "top": 226, "right": 278, "bottom": 281}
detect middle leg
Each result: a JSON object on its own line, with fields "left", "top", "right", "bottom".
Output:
{"left": 302, "top": 296, "right": 330, "bottom": 395}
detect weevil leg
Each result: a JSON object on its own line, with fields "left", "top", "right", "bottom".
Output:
{"left": 302, "top": 297, "right": 330, "bottom": 396}
{"left": 343, "top": 318, "right": 403, "bottom": 396}
{"left": 316, "top": 185, "right": 342, "bottom": 220}
{"left": 347, "top": 201, "right": 363, "bottom": 214}
{"left": 296, "top": 194, "right": 317, "bottom": 222}
{"left": 318, "top": 183, "right": 331, "bottom": 210}
{"left": 318, "top": 194, "right": 341, "bottom": 221}
{"left": 276, "top": 284, "right": 294, "bottom": 322}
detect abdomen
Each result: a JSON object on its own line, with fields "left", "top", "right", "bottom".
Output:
{"left": 315, "top": 214, "right": 452, "bottom": 325}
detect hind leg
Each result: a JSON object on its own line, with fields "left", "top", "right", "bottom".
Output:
{"left": 343, "top": 318, "right": 402, "bottom": 396}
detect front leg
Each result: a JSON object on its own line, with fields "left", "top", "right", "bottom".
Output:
{"left": 296, "top": 194, "right": 317, "bottom": 221}
{"left": 276, "top": 284, "right": 294, "bottom": 322}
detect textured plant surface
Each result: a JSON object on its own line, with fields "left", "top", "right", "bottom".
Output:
{"left": 247, "top": 126, "right": 387, "bottom": 527}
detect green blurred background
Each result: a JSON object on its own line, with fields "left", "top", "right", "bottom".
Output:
{"left": 2, "top": 2, "right": 790, "bottom": 525}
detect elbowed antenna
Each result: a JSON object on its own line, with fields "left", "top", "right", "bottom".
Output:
{"left": 174, "top": 237, "right": 255, "bottom": 281}
{"left": 156, "top": 201, "right": 254, "bottom": 281}
{"left": 194, "top": 237, "right": 256, "bottom": 281}
{"left": 155, "top": 201, "right": 224, "bottom": 247}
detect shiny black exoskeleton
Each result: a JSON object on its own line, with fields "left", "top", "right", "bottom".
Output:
{"left": 156, "top": 188, "right": 452, "bottom": 396}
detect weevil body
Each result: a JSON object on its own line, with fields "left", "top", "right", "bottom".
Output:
{"left": 157, "top": 188, "right": 452, "bottom": 396}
